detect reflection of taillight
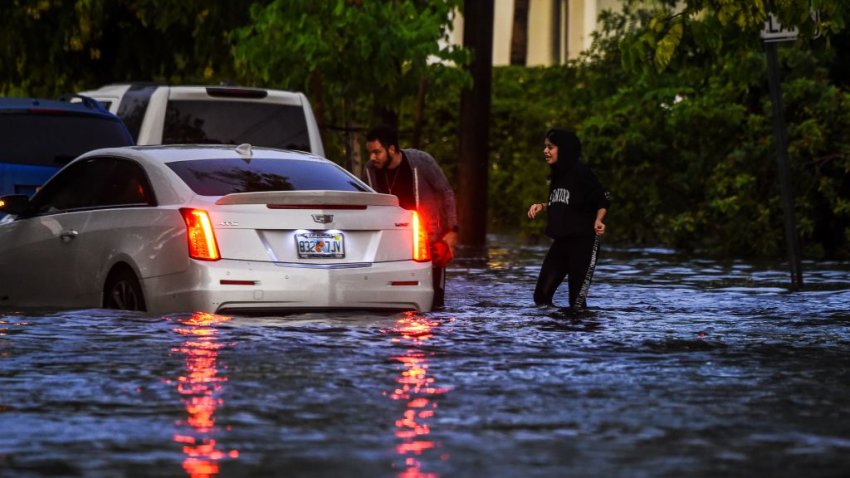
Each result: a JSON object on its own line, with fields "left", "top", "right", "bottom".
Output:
{"left": 180, "top": 208, "right": 220, "bottom": 261}
{"left": 411, "top": 211, "right": 430, "bottom": 262}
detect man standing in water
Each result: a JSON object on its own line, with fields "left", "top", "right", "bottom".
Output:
{"left": 528, "top": 128, "right": 610, "bottom": 309}
{"left": 363, "top": 124, "right": 458, "bottom": 309}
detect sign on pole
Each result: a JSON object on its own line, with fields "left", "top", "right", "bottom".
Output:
{"left": 761, "top": 13, "right": 799, "bottom": 42}
{"left": 762, "top": 12, "right": 804, "bottom": 290}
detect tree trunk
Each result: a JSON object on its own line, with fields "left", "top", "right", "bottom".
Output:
{"left": 349, "top": 124, "right": 363, "bottom": 178}
{"left": 552, "top": 0, "right": 563, "bottom": 64}
{"left": 510, "top": 0, "right": 530, "bottom": 66}
{"left": 457, "top": 1, "right": 494, "bottom": 247}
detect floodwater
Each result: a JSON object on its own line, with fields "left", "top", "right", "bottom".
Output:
{"left": 1, "top": 237, "right": 850, "bottom": 477}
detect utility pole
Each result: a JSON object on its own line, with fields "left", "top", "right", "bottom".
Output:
{"left": 457, "top": 1, "right": 495, "bottom": 247}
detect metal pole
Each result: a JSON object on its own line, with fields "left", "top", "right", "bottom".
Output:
{"left": 764, "top": 41, "right": 803, "bottom": 290}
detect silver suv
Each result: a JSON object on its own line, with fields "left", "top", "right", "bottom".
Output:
{"left": 77, "top": 84, "right": 325, "bottom": 156}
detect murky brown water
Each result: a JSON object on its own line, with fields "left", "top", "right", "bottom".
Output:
{"left": 1, "top": 238, "right": 849, "bottom": 477}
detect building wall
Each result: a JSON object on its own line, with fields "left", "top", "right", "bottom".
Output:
{"left": 527, "top": 0, "right": 554, "bottom": 66}
{"left": 567, "top": 0, "right": 586, "bottom": 61}
{"left": 492, "top": 1, "right": 515, "bottom": 66}
{"left": 451, "top": 0, "right": 625, "bottom": 67}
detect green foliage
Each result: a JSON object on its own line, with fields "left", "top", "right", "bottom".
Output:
{"left": 230, "top": 0, "right": 468, "bottom": 165}
{"left": 3, "top": 0, "right": 849, "bottom": 258}
{"left": 580, "top": 0, "right": 850, "bottom": 258}
{"left": 420, "top": 0, "right": 849, "bottom": 258}
{"left": 0, "top": 1, "right": 255, "bottom": 96}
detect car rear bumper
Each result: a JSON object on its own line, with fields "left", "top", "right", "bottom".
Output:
{"left": 142, "top": 259, "right": 434, "bottom": 314}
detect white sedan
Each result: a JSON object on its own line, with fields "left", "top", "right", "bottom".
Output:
{"left": 0, "top": 145, "right": 434, "bottom": 313}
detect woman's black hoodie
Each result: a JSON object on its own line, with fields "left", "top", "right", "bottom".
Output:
{"left": 544, "top": 129, "right": 610, "bottom": 239}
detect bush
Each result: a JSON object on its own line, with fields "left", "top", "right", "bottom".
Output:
{"left": 405, "top": 8, "right": 850, "bottom": 259}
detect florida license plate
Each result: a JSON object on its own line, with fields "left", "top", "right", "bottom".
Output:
{"left": 295, "top": 232, "right": 345, "bottom": 259}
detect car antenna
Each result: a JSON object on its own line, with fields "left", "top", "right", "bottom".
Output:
{"left": 235, "top": 143, "right": 252, "bottom": 163}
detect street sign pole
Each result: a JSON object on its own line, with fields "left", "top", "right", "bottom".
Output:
{"left": 763, "top": 15, "right": 804, "bottom": 290}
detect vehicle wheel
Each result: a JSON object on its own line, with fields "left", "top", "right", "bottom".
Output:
{"left": 104, "top": 268, "right": 147, "bottom": 311}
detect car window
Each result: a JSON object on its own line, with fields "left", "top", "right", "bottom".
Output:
{"left": 0, "top": 114, "right": 132, "bottom": 167}
{"left": 166, "top": 158, "right": 369, "bottom": 196}
{"left": 28, "top": 157, "right": 155, "bottom": 215}
{"left": 163, "top": 101, "right": 311, "bottom": 151}
{"left": 98, "top": 159, "right": 156, "bottom": 206}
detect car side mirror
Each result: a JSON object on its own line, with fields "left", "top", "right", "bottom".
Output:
{"left": 0, "top": 195, "right": 30, "bottom": 215}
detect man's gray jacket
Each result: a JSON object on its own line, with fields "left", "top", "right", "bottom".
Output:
{"left": 363, "top": 148, "right": 458, "bottom": 242}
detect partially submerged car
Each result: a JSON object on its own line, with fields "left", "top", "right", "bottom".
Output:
{"left": 0, "top": 145, "right": 433, "bottom": 314}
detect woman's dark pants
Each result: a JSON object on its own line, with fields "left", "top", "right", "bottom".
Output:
{"left": 534, "top": 235, "right": 600, "bottom": 308}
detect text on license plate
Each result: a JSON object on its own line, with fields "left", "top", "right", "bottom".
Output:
{"left": 295, "top": 232, "right": 345, "bottom": 259}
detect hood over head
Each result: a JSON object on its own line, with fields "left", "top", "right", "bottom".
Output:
{"left": 546, "top": 128, "right": 581, "bottom": 175}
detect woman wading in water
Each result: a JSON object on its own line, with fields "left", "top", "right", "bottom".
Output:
{"left": 527, "top": 129, "right": 610, "bottom": 309}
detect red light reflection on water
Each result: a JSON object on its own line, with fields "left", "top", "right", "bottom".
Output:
{"left": 386, "top": 311, "right": 451, "bottom": 478}
{"left": 170, "top": 312, "right": 238, "bottom": 478}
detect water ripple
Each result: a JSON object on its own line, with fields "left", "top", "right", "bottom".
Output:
{"left": 1, "top": 241, "right": 850, "bottom": 477}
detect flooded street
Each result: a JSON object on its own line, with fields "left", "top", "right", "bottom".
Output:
{"left": 2, "top": 237, "right": 850, "bottom": 477}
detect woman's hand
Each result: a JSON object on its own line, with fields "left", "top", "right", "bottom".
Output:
{"left": 594, "top": 208, "right": 607, "bottom": 235}
{"left": 528, "top": 203, "right": 545, "bottom": 219}
{"left": 595, "top": 220, "right": 606, "bottom": 236}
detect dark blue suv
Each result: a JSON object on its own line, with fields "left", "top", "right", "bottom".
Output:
{"left": 0, "top": 96, "right": 134, "bottom": 197}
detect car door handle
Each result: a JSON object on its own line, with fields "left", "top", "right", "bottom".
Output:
{"left": 59, "top": 230, "right": 79, "bottom": 243}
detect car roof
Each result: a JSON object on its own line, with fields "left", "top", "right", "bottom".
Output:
{"left": 82, "top": 83, "right": 306, "bottom": 99}
{"left": 0, "top": 96, "right": 117, "bottom": 119}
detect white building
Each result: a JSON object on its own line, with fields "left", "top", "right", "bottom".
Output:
{"left": 451, "top": 0, "right": 624, "bottom": 66}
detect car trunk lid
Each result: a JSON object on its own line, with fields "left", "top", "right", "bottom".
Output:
{"left": 208, "top": 191, "right": 418, "bottom": 264}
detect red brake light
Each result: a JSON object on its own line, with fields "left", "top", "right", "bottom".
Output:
{"left": 180, "top": 208, "right": 220, "bottom": 261}
{"left": 411, "top": 211, "right": 430, "bottom": 262}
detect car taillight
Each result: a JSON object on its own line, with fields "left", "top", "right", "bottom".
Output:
{"left": 180, "top": 208, "right": 220, "bottom": 261}
{"left": 411, "top": 211, "right": 430, "bottom": 262}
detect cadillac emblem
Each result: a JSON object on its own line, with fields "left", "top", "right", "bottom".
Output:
{"left": 312, "top": 214, "right": 333, "bottom": 224}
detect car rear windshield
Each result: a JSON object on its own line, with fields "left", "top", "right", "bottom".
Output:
{"left": 163, "top": 101, "right": 311, "bottom": 151}
{"left": 0, "top": 113, "right": 132, "bottom": 166}
{"left": 166, "top": 158, "right": 370, "bottom": 196}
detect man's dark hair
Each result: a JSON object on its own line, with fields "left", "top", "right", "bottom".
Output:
{"left": 366, "top": 124, "right": 399, "bottom": 151}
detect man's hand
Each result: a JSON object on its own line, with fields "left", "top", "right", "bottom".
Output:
{"left": 442, "top": 230, "right": 458, "bottom": 256}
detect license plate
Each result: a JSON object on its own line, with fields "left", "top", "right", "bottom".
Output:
{"left": 295, "top": 232, "right": 345, "bottom": 259}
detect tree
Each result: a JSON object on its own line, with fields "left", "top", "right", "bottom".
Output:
{"left": 622, "top": 0, "right": 850, "bottom": 73}
{"left": 0, "top": 1, "right": 255, "bottom": 97}
{"left": 582, "top": 0, "right": 850, "bottom": 258}
{"left": 230, "top": 0, "right": 468, "bottom": 172}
